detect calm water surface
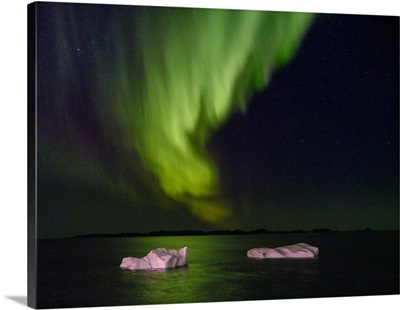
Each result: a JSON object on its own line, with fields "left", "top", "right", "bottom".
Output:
{"left": 36, "top": 232, "right": 399, "bottom": 308}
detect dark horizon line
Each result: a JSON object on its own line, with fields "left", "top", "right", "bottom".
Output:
{"left": 69, "top": 227, "right": 399, "bottom": 239}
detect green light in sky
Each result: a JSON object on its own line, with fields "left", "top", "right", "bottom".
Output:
{"left": 108, "top": 7, "right": 314, "bottom": 225}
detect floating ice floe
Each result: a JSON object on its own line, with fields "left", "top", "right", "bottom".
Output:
{"left": 120, "top": 247, "right": 188, "bottom": 270}
{"left": 247, "top": 243, "right": 319, "bottom": 259}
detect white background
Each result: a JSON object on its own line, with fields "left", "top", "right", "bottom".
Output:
{"left": 0, "top": 0, "right": 399, "bottom": 309}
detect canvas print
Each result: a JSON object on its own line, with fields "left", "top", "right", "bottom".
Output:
{"left": 28, "top": 1, "right": 399, "bottom": 309}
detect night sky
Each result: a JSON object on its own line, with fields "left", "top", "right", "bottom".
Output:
{"left": 35, "top": 2, "right": 399, "bottom": 239}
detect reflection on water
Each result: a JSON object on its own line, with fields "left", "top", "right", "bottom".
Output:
{"left": 37, "top": 233, "right": 399, "bottom": 308}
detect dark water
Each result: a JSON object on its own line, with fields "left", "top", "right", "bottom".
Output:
{"left": 36, "top": 232, "right": 399, "bottom": 309}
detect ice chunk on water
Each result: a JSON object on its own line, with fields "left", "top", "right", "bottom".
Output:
{"left": 120, "top": 247, "right": 188, "bottom": 270}
{"left": 247, "top": 243, "right": 319, "bottom": 259}
{"left": 177, "top": 246, "right": 188, "bottom": 266}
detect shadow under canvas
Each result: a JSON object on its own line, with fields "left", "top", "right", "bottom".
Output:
{"left": 5, "top": 296, "right": 27, "bottom": 306}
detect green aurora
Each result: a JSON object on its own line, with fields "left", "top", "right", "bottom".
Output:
{"left": 37, "top": 4, "right": 315, "bottom": 234}
{"left": 102, "top": 8, "right": 313, "bottom": 224}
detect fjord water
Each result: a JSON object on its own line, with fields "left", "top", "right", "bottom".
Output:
{"left": 37, "top": 232, "right": 399, "bottom": 308}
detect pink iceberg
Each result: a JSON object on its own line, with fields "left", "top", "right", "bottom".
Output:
{"left": 120, "top": 247, "right": 188, "bottom": 270}
{"left": 247, "top": 243, "right": 319, "bottom": 259}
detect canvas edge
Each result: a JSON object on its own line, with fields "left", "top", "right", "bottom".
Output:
{"left": 27, "top": 2, "right": 37, "bottom": 309}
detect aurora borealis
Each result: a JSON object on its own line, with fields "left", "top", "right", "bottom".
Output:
{"left": 35, "top": 2, "right": 399, "bottom": 238}
{"left": 110, "top": 8, "right": 313, "bottom": 224}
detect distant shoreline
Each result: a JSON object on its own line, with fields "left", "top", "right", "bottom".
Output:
{"left": 71, "top": 228, "right": 398, "bottom": 239}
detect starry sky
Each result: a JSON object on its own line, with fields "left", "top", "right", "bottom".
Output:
{"left": 35, "top": 2, "right": 399, "bottom": 239}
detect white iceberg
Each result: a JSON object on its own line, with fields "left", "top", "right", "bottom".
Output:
{"left": 120, "top": 247, "right": 188, "bottom": 270}
{"left": 247, "top": 243, "right": 319, "bottom": 259}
